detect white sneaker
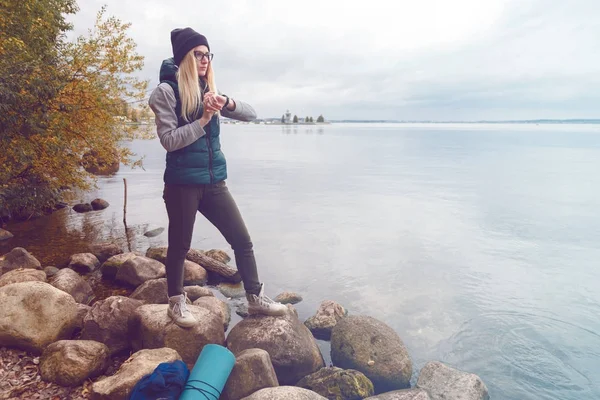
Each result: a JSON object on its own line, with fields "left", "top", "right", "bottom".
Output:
{"left": 167, "top": 293, "right": 197, "bottom": 328}
{"left": 247, "top": 284, "right": 288, "bottom": 316}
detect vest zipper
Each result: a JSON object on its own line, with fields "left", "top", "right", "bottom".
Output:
{"left": 206, "top": 124, "right": 214, "bottom": 184}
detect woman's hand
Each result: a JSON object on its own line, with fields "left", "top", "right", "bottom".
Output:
{"left": 204, "top": 92, "right": 225, "bottom": 112}
{"left": 198, "top": 103, "right": 216, "bottom": 127}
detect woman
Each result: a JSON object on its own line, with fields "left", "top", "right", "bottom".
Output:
{"left": 148, "top": 27, "right": 287, "bottom": 327}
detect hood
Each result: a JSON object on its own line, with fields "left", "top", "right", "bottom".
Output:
{"left": 159, "top": 57, "right": 178, "bottom": 83}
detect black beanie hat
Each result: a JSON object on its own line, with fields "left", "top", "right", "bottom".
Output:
{"left": 170, "top": 27, "right": 210, "bottom": 66}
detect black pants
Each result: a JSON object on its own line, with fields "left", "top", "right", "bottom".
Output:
{"left": 162, "top": 181, "right": 261, "bottom": 297}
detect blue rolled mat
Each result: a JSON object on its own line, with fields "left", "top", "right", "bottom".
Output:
{"left": 179, "top": 344, "right": 236, "bottom": 400}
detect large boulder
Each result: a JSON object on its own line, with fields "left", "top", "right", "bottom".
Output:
{"left": 81, "top": 295, "right": 144, "bottom": 355}
{"left": 241, "top": 386, "right": 327, "bottom": 399}
{"left": 50, "top": 267, "right": 93, "bottom": 304}
{"left": 68, "top": 253, "right": 100, "bottom": 274}
{"left": 91, "top": 348, "right": 181, "bottom": 400}
{"left": 89, "top": 242, "right": 122, "bottom": 263}
{"left": 193, "top": 296, "right": 231, "bottom": 330}
{"left": 416, "top": 361, "right": 489, "bottom": 400}
{"left": 129, "top": 278, "right": 168, "bottom": 304}
{"left": 296, "top": 367, "right": 374, "bottom": 400}
{"left": 227, "top": 311, "right": 325, "bottom": 385}
{"left": 331, "top": 315, "right": 412, "bottom": 394}
{"left": 222, "top": 348, "right": 279, "bottom": 400}
{"left": 0, "top": 268, "right": 46, "bottom": 288}
{"left": 129, "top": 304, "right": 225, "bottom": 368}
{"left": 0, "top": 247, "right": 41, "bottom": 273}
{"left": 100, "top": 252, "right": 141, "bottom": 280}
{"left": 115, "top": 256, "right": 165, "bottom": 287}
{"left": 0, "top": 281, "right": 77, "bottom": 353}
{"left": 365, "top": 389, "right": 431, "bottom": 400}
{"left": 40, "top": 340, "right": 110, "bottom": 386}
{"left": 304, "top": 300, "right": 347, "bottom": 340}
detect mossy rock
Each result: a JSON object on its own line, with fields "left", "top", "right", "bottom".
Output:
{"left": 296, "top": 367, "right": 375, "bottom": 400}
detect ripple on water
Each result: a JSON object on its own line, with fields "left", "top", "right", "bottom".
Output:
{"left": 438, "top": 311, "right": 600, "bottom": 400}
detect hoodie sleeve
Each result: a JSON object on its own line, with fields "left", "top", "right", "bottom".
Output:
{"left": 148, "top": 83, "right": 206, "bottom": 152}
{"left": 218, "top": 92, "right": 257, "bottom": 122}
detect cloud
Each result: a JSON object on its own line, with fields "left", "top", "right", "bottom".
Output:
{"left": 66, "top": 0, "right": 600, "bottom": 120}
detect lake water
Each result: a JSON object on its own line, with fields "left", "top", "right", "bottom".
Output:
{"left": 3, "top": 122, "right": 600, "bottom": 399}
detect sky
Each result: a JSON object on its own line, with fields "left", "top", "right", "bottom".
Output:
{"left": 67, "top": 0, "right": 600, "bottom": 121}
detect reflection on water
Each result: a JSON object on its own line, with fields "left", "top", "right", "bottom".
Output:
{"left": 281, "top": 125, "right": 325, "bottom": 135}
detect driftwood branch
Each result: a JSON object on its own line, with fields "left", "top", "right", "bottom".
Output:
{"left": 186, "top": 249, "right": 241, "bottom": 283}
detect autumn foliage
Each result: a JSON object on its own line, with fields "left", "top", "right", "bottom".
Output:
{"left": 0, "top": 0, "right": 148, "bottom": 220}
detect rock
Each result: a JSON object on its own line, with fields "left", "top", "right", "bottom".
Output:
{"left": 193, "top": 296, "right": 231, "bottom": 330}
{"left": 55, "top": 201, "right": 68, "bottom": 210}
{"left": 115, "top": 256, "right": 165, "bottom": 287}
{"left": 183, "top": 260, "right": 208, "bottom": 285}
{"left": 241, "top": 386, "right": 327, "bottom": 400}
{"left": 91, "top": 198, "right": 109, "bottom": 210}
{"left": 75, "top": 304, "right": 91, "bottom": 330}
{"left": 145, "top": 246, "right": 168, "bottom": 263}
{"left": 222, "top": 348, "right": 279, "bottom": 400}
{"left": 331, "top": 315, "right": 412, "bottom": 394}
{"left": 130, "top": 278, "right": 168, "bottom": 304}
{"left": 73, "top": 203, "right": 93, "bottom": 213}
{"left": 236, "top": 303, "right": 249, "bottom": 318}
{"left": 129, "top": 304, "right": 225, "bottom": 368}
{"left": 227, "top": 311, "right": 325, "bottom": 385}
{"left": 40, "top": 340, "right": 110, "bottom": 386}
{"left": 365, "top": 389, "right": 431, "bottom": 400}
{"left": 0, "top": 281, "right": 78, "bottom": 353}
{"left": 50, "top": 268, "right": 94, "bottom": 304}
{"left": 145, "top": 247, "right": 205, "bottom": 284}
{"left": 204, "top": 249, "right": 231, "bottom": 264}
{"left": 187, "top": 248, "right": 242, "bottom": 283}
{"left": 89, "top": 242, "right": 122, "bottom": 263}
{"left": 0, "top": 247, "right": 41, "bottom": 272}
{"left": 297, "top": 367, "right": 375, "bottom": 400}
{"left": 100, "top": 252, "right": 140, "bottom": 280}
{"left": 274, "top": 291, "right": 303, "bottom": 304}
{"left": 0, "top": 268, "right": 46, "bottom": 288}
{"left": 0, "top": 228, "right": 13, "bottom": 241}
{"left": 91, "top": 348, "right": 181, "bottom": 400}
{"left": 143, "top": 227, "right": 164, "bottom": 237}
{"left": 416, "top": 361, "right": 489, "bottom": 400}
{"left": 305, "top": 300, "right": 347, "bottom": 340}
{"left": 44, "top": 266, "right": 59, "bottom": 277}
{"left": 218, "top": 282, "right": 246, "bottom": 298}
{"left": 81, "top": 295, "right": 144, "bottom": 355}
{"left": 184, "top": 285, "right": 214, "bottom": 301}
{"left": 68, "top": 253, "right": 100, "bottom": 274}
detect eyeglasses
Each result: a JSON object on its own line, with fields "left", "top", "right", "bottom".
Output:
{"left": 194, "top": 51, "right": 214, "bottom": 62}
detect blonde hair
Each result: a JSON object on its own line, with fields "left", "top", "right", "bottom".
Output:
{"left": 176, "top": 50, "right": 218, "bottom": 122}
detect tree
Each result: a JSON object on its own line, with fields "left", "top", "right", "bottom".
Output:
{"left": 317, "top": 114, "right": 325, "bottom": 123}
{"left": 281, "top": 114, "right": 285, "bottom": 123}
{"left": 0, "top": 2, "right": 148, "bottom": 219}
{"left": 309, "top": 117, "right": 314, "bottom": 123}
{"left": 293, "top": 115, "right": 298, "bottom": 123}
{"left": 305, "top": 116, "right": 309, "bottom": 123}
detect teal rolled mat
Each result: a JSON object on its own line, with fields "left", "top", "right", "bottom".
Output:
{"left": 179, "top": 344, "right": 236, "bottom": 400}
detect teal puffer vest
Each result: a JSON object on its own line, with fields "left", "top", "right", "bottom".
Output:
{"left": 159, "top": 58, "right": 227, "bottom": 185}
